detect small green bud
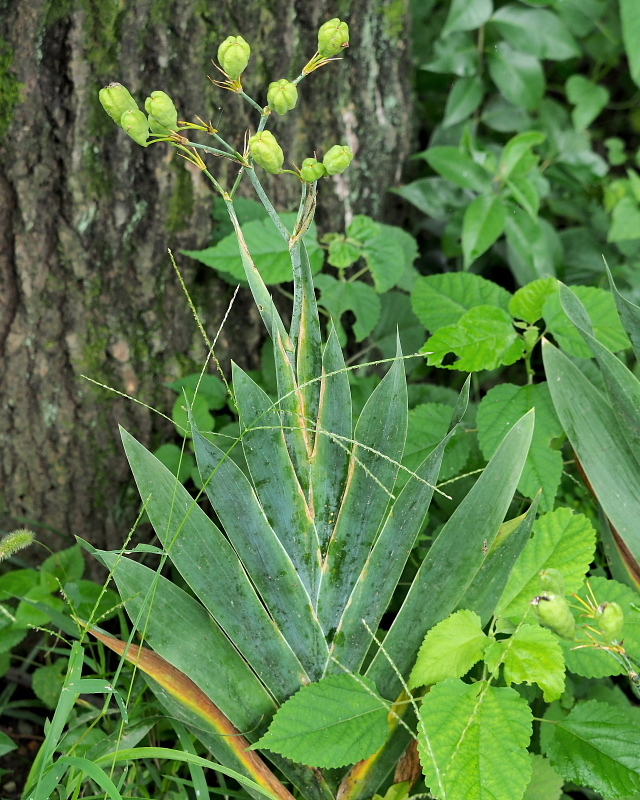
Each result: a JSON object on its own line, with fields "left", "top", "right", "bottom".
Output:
{"left": 145, "top": 91, "right": 178, "bottom": 131}
{"left": 318, "top": 18, "right": 349, "bottom": 58}
{"left": 218, "top": 35, "right": 251, "bottom": 80}
{"left": 539, "top": 568, "right": 566, "bottom": 596}
{"left": 99, "top": 83, "right": 139, "bottom": 125}
{"left": 249, "top": 130, "right": 284, "bottom": 174}
{"left": 300, "top": 157, "right": 327, "bottom": 182}
{"left": 120, "top": 109, "right": 150, "bottom": 146}
{"left": 0, "top": 528, "right": 35, "bottom": 561}
{"left": 267, "top": 79, "right": 298, "bottom": 116}
{"left": 323, "top": 144, "right": 354, "bottom": 175}
{"left": 596, "top": 601, "right": 624, "bottom": 643}
{"left": 533, "top": 594, "right": 576, "bottom": 640}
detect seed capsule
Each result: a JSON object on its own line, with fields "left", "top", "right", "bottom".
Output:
{"left": 249, "top": 130, "right": 284, "bottom": 174}
{"left": 120, "top": 109, "right": 150, "bottom": 146}
{"left": 539, "top": 568, "right": 566, "bottom": 596}
{"left": 267, "top": 79, "right": 298, "bottom": 116}
{"left": 323, "top": 144, "right": 354, "bottom": 175}
{"left": 99, "top": 83, "right": 139, "bottom": 125}
{"left": 596, "top": 602, "right": 624, "bottom": 643}
{"left": 145, "top": 91, "right": 178, "bottom": 131}
{"left": 218, "top": 35, "right": 251, "bottom": 80}
{"left": 532, "top": 593, "right": 576, "bottom": 640}
{"left": 300, "top": 157, "right": 327, "bottom": 182}
{"left": 318, "top": 18, "right": 349, "bottom": 58}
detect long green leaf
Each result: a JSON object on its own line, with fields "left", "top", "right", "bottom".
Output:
{"left": 309, "top": 325, "right": 352, "bottom": 553}
{"left": 120, "top": 428, "right": 306, "bottom": 700}
{"left": 367, "top": 410, "right": 534, "bottom": 699}
{"left": 542, "top": 341, "right": 640, "bottom": 586}
{"left": 608, "top": 266, "right": 640, "bottom": 362}
{"left": 232, "top": 365, "right": 321, "bottom": 597}
{"left": 459, "top": 498, "right": 540, "bottom": 625}
{"left": 192, "top": 426, "right": 328, "bottom": 679}
{"left": 93, "top": 550, "right": 276, "bottom": 730}
{"left": 317, "top": 345, "right": 408, "bottom": 636}
{"left": 327, "top": 428, "right": 452, "bottom": 676}
{"left": 559, "top": 284, "right": 640, "bottom": 463}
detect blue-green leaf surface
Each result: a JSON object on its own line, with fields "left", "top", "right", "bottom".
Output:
{"left": 367, "top": 410, "right": 534, "bottom": 699}
{"left": 317, "top": 348, "right": 408, "bottom": 636}
{"left": 120, "top": 427, "right": 306, "bottom": 701}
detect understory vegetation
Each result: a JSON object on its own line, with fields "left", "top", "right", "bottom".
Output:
{"left": 2, "top": 2, "right": 640, "bottom": 799}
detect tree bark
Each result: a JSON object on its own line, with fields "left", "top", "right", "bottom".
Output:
{"left": 0, "top": 0, "right": 413, "bottom": 559}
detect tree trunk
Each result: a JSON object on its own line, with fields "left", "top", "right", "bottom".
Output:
{"left": 0, "top": 0, "right": 413, "bottom": 559}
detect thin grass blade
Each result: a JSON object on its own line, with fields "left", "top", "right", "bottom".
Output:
{"left": 318, "top": 344, "right": 408, "bottom": 635}
{"left": 192, "top": 425, "right": 328, "bottom": 679}
{"left": 120, "top": 428, "right": 307, "bottom": 700}
{"left": 367, "top": 409, "right": 534, "bottom": 698}
{"left": 232, "top": 365, "right": 321, "bottom": 598}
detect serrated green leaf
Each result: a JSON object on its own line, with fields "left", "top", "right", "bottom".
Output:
{"left": 400, "top": 403, "right": 471, "bottom": 487}
{"left": 418, "top": 679, "right": 533, "bottom": 800}
{"left": 363, "top": 225, "right": 415, "bottom": 293}
{"left": 485, "top": 623, "right": 565, "bottom": 701}
{"left": 491, "top": 5, "right": 580, "bottom": 59}
{"left": 477, "top": 382, "right": 563, "bottom": 509}
{"left": 544, "top": 700, "right": 640, "bottom": 798}
{"left": 443, "top": 76, "right": 485, "bottom": 128}
{"left": 419, "top": 146, "right": 492, "bottom": 193}
{"left": 543, "top": 286, "right": 631, "bottom": 357}
{"left": 523, "top": 753, "right": 564, "bottom": 800}
{"left": 423, "top": 305, "right": 524, "bottom": 372}
{"left": 510, "top": 278, "right": 559, "bottom": 323}
{"left": 327, "top": 238, "right": 362, "bottom": 269}
{"left": 253, "top": 674, "right": 389, "bottom": 769}
{"left": 488, "top": 43, "right": 545, "bottom": 110}
{"left": 496, "top": 507, "right": 597, "bottom": 619}
{"left": 172, "top": 393, "right": 214, "bottom": 436}
{"left": 560, "top": 577, "right": 640, "bottom": 679}
{"left": 443, "top": 0, "right": 493, "bottom": 35}
{"left": 315, "top": 275, "right": 382, "bottom": 343}
{"left": 462, "top": 194, "right": 507, "bottom": 267}
{"left": 566, "top": 75, "right": 609, "bottom": 130}
{"left": 411, "top": 272, "right": 511, "bottom": 333}
{"left": 181, "top": 213, "right": 323, "bottom": 285}
{"left": 409, "top": 610, "right": 489, "bottom": 688}
{"left": 32, "top": 659, "right": 68, "bottom": 709}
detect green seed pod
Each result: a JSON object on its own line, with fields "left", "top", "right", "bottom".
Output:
{"left": 318, "top": 18, "right": 349, "bottom": 58}
{"left": 120, "top": 109, "right": 150, "bottom": 146}
{"left": 145, "top": 91, "right": 178, "bottom": 131}
{"left": 300, "top": 157, "right": 327, "bottom": 182}
{"left": 323, "top": 144, "right": 354, "bottom": 175}
{"left": 532, "top": 593, "right": 576, "bottom": 640}
{"left": 249, "top": 130, "right": 284, "bottom": 174}
{"left": 596, "top": 602, "right": 624, "bottom": 643}
{"left": 267, "top": 79, "right": 298, "bottom": 116}
{"left": 99, "top": 83, "right": 139, "bottom": 125}
{"left": 539, "top": 568, "right": 566, "bottom": 596}
{"left": 218, "top": 35, "right": 251, "bottom": 80}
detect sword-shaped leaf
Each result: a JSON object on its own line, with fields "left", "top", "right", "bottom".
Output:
{"left": 608, "top": 265, "right": 640, "bottom": 363}
{"left": 310, "top": 325, "right": 352, "bottom": 553}
{"left": 317, "top": 345, "right": 408, "bottom": 634}
{"left": 232, "top": 365, "right": 321, "bottom": 598}
{"left": 88, "top": 627, "right": 295, "bottom": 800}
{"left": 192, "top": 425, "right": 328, "bottom": 679}
{"left": 367, "top": 410, "right": 534, "bottom": 699}
{"left": 292, "top": 239, "right": 322, "bottom": 440}
{"left": 327, "top": 429, "right": 452, "bottom": 677}
{"left": 120, "top": 428, "right": 306, "bottom": 700}
{"left": 542, "top": 340, "right": 640, "bottom": 587}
